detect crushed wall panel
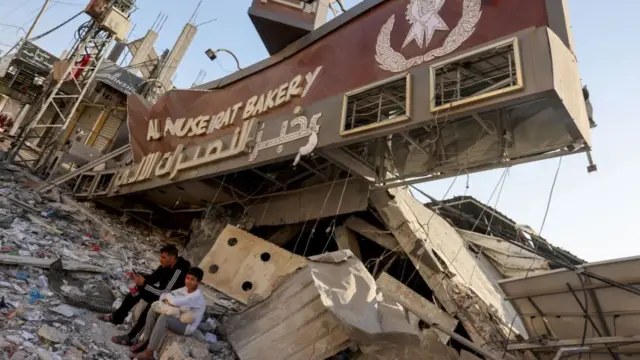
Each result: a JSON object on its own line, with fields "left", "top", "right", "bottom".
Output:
{"left": 225, "top": 267, "right": 351, "bottom": 360}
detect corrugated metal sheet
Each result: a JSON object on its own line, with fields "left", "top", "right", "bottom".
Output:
{"left": 500, "top": 256, "right": 640, "bottom": 359}
{"left": 93, "top": 110, "right": 124, "bottom": 151}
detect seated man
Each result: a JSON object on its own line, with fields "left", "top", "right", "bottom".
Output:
{"left": 130, "top": 267, "right": 207, "bottom": 360}
{"left": 100, "top": 245, "right": 191, "bottom": 345}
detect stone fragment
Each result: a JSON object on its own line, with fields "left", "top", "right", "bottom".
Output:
{"left": 10, "top": 350, "right": 30, "bottom": 360}
{"left": 70, "top": 338, "right": 87, "bottom": 353}
{"left": 6, "top": 335, "right": 23, "bottom": 344}
{"left": 50, "top": 304, "right": 76, "bottom": 318}
{"left": 37, "top": 348, "right": 54, "bottom": 360}
{"left": 157, "top": 331, "right": 210, "bottom": 360}
{"left": 0, "top": 215, "right": 15, "bottom": 229}
{"left": 65, "top": 347, "right": 83, "bottom": 360}
{"left": 37, "top": 324, "right": 68, "bottom": 343}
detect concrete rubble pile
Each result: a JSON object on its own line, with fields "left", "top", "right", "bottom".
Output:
{"left": 0, "top": 163, "right": 239, "bottom": 360}
{"left": 0, "top": 164, "right": 558, "bottom": 359}
{"left": 187, "top": 181, "right": 563, "bottom": 359}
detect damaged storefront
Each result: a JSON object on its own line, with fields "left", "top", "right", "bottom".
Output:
{"left": 0, "top": 0, "right": 604, "bottom": 359}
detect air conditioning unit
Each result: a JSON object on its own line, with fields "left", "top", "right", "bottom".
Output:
{"left": 100, "top": 7, "right": 132, "bottom": 42}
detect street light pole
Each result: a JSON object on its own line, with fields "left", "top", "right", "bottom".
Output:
{"left": 205, "top": 48, "right": 242, "bottom": 71}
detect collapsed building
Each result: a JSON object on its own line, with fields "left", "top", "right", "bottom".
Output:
{"left": 3, "top": 0, "right": 621, "bottom": 359}
{"left": 0, "top": 41, "right": 59, "bottom": 136}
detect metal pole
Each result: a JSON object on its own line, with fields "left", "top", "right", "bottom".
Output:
{"left": 215, "top": 49, "right": 242, "bottom": 70}
{"left": 25, "top": 0, "right": 53, "bottom": 40}
{"left": 11, "top": 0, "right": 52, "bottom": 57}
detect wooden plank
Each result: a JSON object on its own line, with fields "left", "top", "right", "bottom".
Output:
{"left": 344, "top": 216, "right": 399, "bottom": 251}
{"left": 376, "top": 272, "right": 458, "bottom": 343}
{"left": 0, "top": 254, "right": 105, "bottom": 273}
{"left": 334, "top": 226, "right": 362, "bottom": 260}
{"left": 198, "top": 225, "right": 307, "bottom": 305}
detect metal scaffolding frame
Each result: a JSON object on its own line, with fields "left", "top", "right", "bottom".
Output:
{"left": 6, "top": 21, "right": 114, "bottom": 176}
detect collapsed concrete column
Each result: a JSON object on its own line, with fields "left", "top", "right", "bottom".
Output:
{"left": 370, "top": 187, "right": 521, "bottom": 357}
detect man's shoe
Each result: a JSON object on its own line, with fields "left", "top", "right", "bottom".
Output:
{"left": 130, "top": 341, "right": 148, "bottom": 353}
{"left": 112, "top": 334, "right": 134, "bottom": 346}
{"left": 98, "top": 314, "right": 114, "bottom": 323}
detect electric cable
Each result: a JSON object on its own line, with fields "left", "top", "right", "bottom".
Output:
{"left": 29, "top": 10, "right": 84, "bottom": 41}
{"left": 463, "top": 168, "right": 509, "bottom": 295}
{"left": 524, "top": 156, "right": 562, "bottom": 278}
{"left": 319, "top": 167, "right": 353, "bottom": 255}
{"left": 51, "top": 0, "right": 84, "bottom": 6}
{"left": 0, "top": 2, "right": 42, "bottom": 40}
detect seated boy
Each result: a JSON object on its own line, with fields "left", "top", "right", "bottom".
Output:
{"left": 131, "top": 267, "right": 207, "bottom": 360}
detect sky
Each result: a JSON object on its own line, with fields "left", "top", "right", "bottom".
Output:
{"left": 0, "top": 0, "right": 637, "bottom": 262}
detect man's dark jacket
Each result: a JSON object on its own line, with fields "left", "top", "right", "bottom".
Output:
{"left": 142, "top": 257, "right": 191, "bottom": 297}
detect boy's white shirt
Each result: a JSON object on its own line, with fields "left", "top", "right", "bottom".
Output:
{"left": 159, "top": 287, "right": 206, "bottom": 335}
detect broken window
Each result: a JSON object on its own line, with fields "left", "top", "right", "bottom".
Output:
{"left": 431, "top": 38, "right": 523, "bottom": 111}
{"left": 94, "top": 172, "right": 115, "bottom": 195}
{"left": 341, "top": 73, "right": 411, "bottom": 135}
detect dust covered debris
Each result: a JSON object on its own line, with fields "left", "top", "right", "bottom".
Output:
{"left": 0, "top": 164, "right": 238, "bottom": 360}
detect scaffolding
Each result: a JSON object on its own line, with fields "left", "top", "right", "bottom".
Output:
{"left": 6, "top": 0, "right": 134, "bottom": 177}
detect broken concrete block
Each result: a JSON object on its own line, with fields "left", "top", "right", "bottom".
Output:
{"left": 70, "top": 338, "right": 87, "bottom": 353}
{"left": 37, "top": 348, "right": 54, "bottom": 360}
{"left": 38, "top": 324, "right": 68, "bottom": 343}
{"left": 10, "top": 350, "right": 30, "bottom": 360}
{"left": 157, "top": 331, "right": 210, "bottom": 360}
{"left": 5, "top": 335, "right": 22, "bottom": 344}
{"left": 0, "top": 214, "right": 15, "bottom": 229}
{"left": 50, "top": 304, "right": 76, "bottom": 318}
{"left": 65, "top": 347, "right": 84, "bottom": 360}
{"left": 224, "top": 254, "right": 351, "bottom": 360}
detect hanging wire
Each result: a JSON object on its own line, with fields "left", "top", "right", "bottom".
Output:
{"left": 319, "top": 168, "right": 353, "bottom": 255}
{"left": 464, "top": 168, "right": 509, "bottom": 295}
{"left": 499, "top": 156, "right": 563, "bottom": 358}
{"left": 523, "top": 156, "right": 563, "bottom": 278}
{"left": 293, "top": 171, "right": 341, "bottom": 255}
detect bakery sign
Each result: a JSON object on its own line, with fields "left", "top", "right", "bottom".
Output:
{"left": 114, "top": 66, "right": 324, "bottom": 189}
{"left": 145, "top": 66, "right": 323, "bottom": 142}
